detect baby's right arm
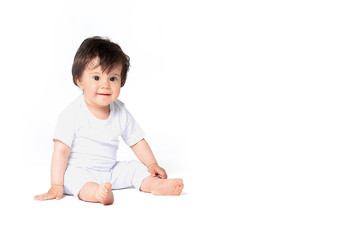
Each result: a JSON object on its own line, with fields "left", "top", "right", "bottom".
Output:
{"left": 34, "top": 140, "right": 70, "bottom": 201}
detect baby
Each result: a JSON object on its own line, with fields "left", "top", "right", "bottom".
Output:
{"left": 35, "top": 36, "right": 184, "bottom": 205}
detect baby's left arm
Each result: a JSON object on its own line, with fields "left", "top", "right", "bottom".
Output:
{"left": 130, "top": 139, "right": 167, "bottom": 179}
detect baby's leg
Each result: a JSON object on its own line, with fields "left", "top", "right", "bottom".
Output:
{"left": 78, "top": 182, "right": 114, "bottom": 205}
{"left": 140, "top": 176, "right": 184, "bottom": 196}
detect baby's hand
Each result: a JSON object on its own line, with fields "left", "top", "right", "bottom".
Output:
{"left": 148, "top": 163, "right": 168, "bottom": 179}
{"left": 34, "top": 185, "right": 64, "bottom": 201}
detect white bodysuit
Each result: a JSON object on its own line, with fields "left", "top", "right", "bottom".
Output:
{"left": 53, "top": 94, "right": 150, "bottom": 196}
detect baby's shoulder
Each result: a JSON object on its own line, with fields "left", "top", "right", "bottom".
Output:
{"left": 112, "top": 99, "right": 127, "bottom": 113}
{"left": 58, "top": 95, "right": 83, "bottom": 120}
{"left": 112, "top": 99, "right": 125, "bottom": 108}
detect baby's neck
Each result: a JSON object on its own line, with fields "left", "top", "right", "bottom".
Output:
{"left": 83, "top": 96, "right": 111, "bottom": 120}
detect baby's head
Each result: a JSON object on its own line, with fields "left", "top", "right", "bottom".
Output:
{"left": 72, "top": 36, "right": 130, "bottom": 87}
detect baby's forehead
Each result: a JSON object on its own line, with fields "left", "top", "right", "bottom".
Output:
{"left": 87, "top": 57, "right": 101, "bottom": 68}
{"left": 86, "top": 57, "right": 122, "bottom": 73}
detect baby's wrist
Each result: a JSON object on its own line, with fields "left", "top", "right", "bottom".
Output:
{"left": 147, "top": 163, "right": 158, "bottom": 168}
{"left": 51, "top": 184, "right": 63, "bottom": 188}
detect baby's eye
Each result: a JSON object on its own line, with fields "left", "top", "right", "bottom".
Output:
{"left": 93, "top": 76, "right": 100, "bottom": 81}
{"left": 110, "top": 77, "right": 117, "bottom": 82}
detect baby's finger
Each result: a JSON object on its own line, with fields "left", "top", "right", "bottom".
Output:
{"left": 35, "top": 193, "right": 49, "bottom": 201}
{"left": 56, "top": 192, "right": 63, "bottom": 200}
{"left": 34, "top": 194, "right": 43, "bottom": 200}
{"left": 44, "top": 193, "right": 55, "bottom": 200}
{"left": 35, "top": 194, "right": 46, "bottom": 201}
{"left": 150, "top": 169, "right": 156, "bottom": 176}
{"left": 149, "top": 167, "right": 156, "bottom": 176}
{"left": 160, "top": 170, "right": 167, "bottom": 179}
{"left": 155, "top": 167, "right": 167, "bottom": 179}
{"left": 40, "top": 194, "right": 49, "bottom": 200}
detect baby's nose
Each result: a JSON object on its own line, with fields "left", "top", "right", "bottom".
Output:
{"left": 101, "top": 80, "right": 110, "bottom": 89}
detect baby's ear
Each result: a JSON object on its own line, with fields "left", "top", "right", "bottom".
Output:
{"left": 76, "top": 77, "right": 83, "bottom": 89}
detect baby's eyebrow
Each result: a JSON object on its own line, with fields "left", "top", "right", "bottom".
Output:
{"left": 90, "top": 71, "right": 102, "bottom": 74}
{"left": 90, "top": 71, "right": 120, "bottom": 77}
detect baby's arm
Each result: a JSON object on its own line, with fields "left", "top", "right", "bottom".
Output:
{"left": 131, "top": 139, "right": 167, "bottom": 179}
{"left": 34, "top": 140, "right": 70, "bottom": 200}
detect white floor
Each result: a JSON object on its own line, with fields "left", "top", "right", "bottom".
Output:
{"left": 1, "top": 163, "right": 228, "bottom": 240}
{"left": 2, "top": 157, "right": 341, "bottom": 240}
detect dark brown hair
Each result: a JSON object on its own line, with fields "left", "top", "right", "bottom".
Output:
{"left": 72, "top": 36, "right": 130, "bottom": 87}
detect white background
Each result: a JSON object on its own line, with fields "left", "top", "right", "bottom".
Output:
{"left": 0, "top": 0, "right": 341, "bottom": 239}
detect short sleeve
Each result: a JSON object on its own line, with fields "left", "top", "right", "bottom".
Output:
{"left": 121, "top": 107, "right": 145, "bottom": 146}
{"left": 52, "top": 112, "right": 76, "bottom": 148}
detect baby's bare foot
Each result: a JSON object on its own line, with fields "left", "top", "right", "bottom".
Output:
{"left": 96, "top": 182, "right": 114, "bottom": 205}
{"left": 151, "top": 178, "right": 184, "bottom": 196}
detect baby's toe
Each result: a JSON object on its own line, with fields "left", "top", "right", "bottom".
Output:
{"left": 104, "top": 182, "right": 112, "bottom": 190}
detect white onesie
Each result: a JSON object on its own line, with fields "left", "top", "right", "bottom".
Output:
{"left": 53, "top": 94, "right": 150, "bottom": 196}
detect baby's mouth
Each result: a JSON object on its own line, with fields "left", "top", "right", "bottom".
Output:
{"left": 97, "top": 93, "right": 111, "bottom": 96}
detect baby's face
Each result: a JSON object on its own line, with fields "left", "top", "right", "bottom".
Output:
{"left": 77, "top": 57, "right": 122, "bottom": 109}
